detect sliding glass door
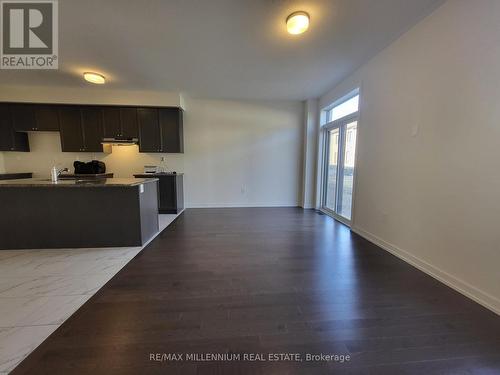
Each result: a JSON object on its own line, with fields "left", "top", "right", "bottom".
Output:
{"left": 322, "top": 92, "right": 359, "bottom": 224}
{"left": 339, "top": 120, "right": 357, "bottom": 220}
{"left": 324, "top": 127, "right": 340, "bottom": 211}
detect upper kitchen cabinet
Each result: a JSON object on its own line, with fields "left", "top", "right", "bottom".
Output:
{"left": 34, "top": 105, "right": 60, "bottom": 131}
{"left": 59, "top": 106, "right": 84, "bottom": 152}
{"left": 11, "top": 104, "right": 36, "bottom": 132}
{"left": 59, "top": 106, "right": 104, "bottom": 152}
{"left": 0, "top": 104, "right": 30, "bottom": 152}
{"left": 11, "top": 104, "right": 59, "bottom": 132}
{"left": 80, "top": 107, "right": 105, "bottom": 152}
{"left": 1, "top": 103, "right": 182, "bottom": 154}
{"left": 159, "top": 108, "right": 184, "bottom": 153}
{"left": 102, "top": 107, "right": 138, "bottom": 139}
{"left": 120, "top": 107, "right": 139, "bottom": 138}
{"left": 137, "top": 108, "right": 161, "bottom": 152}
{"left": 138, "top": 107, "right": 183, "bottom": 153}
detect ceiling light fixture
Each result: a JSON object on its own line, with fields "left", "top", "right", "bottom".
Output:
{"left": 286, "top": 11, "right": 310, "bottom": 35}
{"left": 83, "top": 72, "right": 106, "bottom": 84}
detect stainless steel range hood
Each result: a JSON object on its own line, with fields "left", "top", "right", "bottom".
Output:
{"left": 101, "top": 137, "right": 139, "bottom": 146}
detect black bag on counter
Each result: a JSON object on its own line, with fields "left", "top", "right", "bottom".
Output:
{"left": 74, "top": 160, "right": 106, "bottom": 175}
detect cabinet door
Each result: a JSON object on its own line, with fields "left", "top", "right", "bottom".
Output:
{"left": 120, "top": 107, "right": 138, "bottom": 138}
{"left": 102, "top": 107, "right": 121, "bottom": 138}
{"left": 11, "top": 131, "right": 30, "bottom": 151}
{"left": 59, "top": 106, "right": 84, "bottom": 152}
{"left": 81, "top": 107, "right": 104, "bottom": 152}
{"left": 34, "top": 105, "right": 60, "bottom": 131}
{"left": 137, "top": 108, "right": 161, "bottom": 152}
{"left": 0, "top": 104, "right": 30, "bottom": 152}
{"left": 11, "top": 104, "right": 37, "bottom": 132}
{"left": 158, "top": 176, "right": 177, "bottom": 213}
{"left": 0, "top": 104, "right": 14, "bottom": 150}
{"left": 159, "top": 108, "right": 183, "bottom": 153}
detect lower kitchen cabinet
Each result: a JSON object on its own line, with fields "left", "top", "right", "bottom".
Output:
{"left": 134, "top": 173, "right": 184, "bottom": 214}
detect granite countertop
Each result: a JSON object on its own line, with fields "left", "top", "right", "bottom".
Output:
{"left": 58, "top": 173, "right": 114, "bottom": 180}
{"left": 0, "top": 173, "right": 33, "bottom": 180}
{"left": 134, "top": 173, "right": 184, "bottom": 177}
{"left": 0, "top": 178, "right": 158, "bottom": 188}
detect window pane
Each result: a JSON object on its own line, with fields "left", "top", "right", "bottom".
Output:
{"left": 325, "top": 128, "right": 339, "bottom": 211}
{"left": 328, "top": 95, "right": 359, "bottom": 123}
{"left": 338, "top": 121, "right": 357, "bottom": 220}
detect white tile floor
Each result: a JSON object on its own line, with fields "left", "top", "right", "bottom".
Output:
{"left": 0, "top": 213, "right": 179, "bottom": 374}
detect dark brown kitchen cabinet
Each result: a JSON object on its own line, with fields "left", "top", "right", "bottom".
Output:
{"left": 80, "top": 107, "right": 104, "bottom": 152}
{"left": 59, "top": 106, "right": 84, "bottom": 152}
{"left": 134, "top": 173, "right": 184, "bottom": 214}
{"left": 120, "top": 108, "right": 139, "bottom": 138}
{"left": 137, "top": 108, "right": 161, "bottom": 152}
{"left": 0, "top": 104, "right": 30, "bottom": 152}
{"left": 137, "top": 107, "right": 183, "bottom": 153}
{"left": 11, "top": 104, "right": 36, "bottom": 132}
{"left": 1, "top": 102, "right": 183, "bottom": 154}
{"left": 102, "top": 107, "right": 120, "bottom": 138}
{"left": 11, "top": 104, "right": 59, "bottom": 131}
{"left": 102, "top": 107, "right": 138, "bottom": 139}
{"left": 59, "top": 106, "right": 104, "bottom": 152}
{"left": 34, "top": 105, "right": 60, "bottom": 131}
{"left": 159, "top": 108, "right": 183, "bottom": 153}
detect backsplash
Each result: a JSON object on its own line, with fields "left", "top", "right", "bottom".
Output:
{"left": 0, "top": 153, "right": 5, "bottom": 173}
{"left": 1, "top": 132, "right": 184, "bottom": 178}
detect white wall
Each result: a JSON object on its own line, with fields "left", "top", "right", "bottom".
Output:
{"left": 181, "top": 97, "right": 303, "bottom": 207}
{"left": 0, "top": 153, "right": 5, "bottom": 173}
{"left": 1, "top": 87, "right": 304, "bottom": 207}
{"left": 0, "top": 85, "right": 182, "bottom": 107}
{"left": 301, "top": 99, "right": 318, "bottom": 208}
{"left": 316, "top": 0, "right": 500, "bottom": 313}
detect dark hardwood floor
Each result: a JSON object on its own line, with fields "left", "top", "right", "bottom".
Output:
{"left": 12, "top": 208, "right": 500, "bottom": 374}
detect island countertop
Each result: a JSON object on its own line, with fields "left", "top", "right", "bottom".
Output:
{"left": 0, "top": 177, "right": 158, "bottom": 188}
{"left": 0, "top": 177, "right": 160, "bottom": 250}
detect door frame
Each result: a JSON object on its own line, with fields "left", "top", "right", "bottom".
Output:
{"left": 320, "top": 112, "right": 359, "bottom": 227}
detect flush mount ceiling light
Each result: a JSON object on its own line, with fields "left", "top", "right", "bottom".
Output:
{"left": 83, "top": 72, "right": 106, "bottom": 84}
{"left": 286, "top": 11, "right": 310, "bottom": 35}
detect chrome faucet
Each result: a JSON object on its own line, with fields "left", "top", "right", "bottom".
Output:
{"left": 51, "top": 167, "right": 69, "bottom": 182}
{"left": 57, "top": 168, "right": 69, "bottom": 177}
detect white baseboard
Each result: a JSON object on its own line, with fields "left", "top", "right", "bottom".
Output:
{"left": 351, "top": 226, "right": 500, "bottom": 316}
{"left": 301, "top": 205, "right": 316, "bottom": 209}
{"left": 185, "top": 203, "right": 299, "bottom": 208}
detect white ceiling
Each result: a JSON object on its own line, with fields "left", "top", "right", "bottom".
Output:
{"left": 0, "top": 0, "right": 444, "bottom": 100}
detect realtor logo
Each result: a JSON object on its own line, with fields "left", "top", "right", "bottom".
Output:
{"left": 1, "top": 0, "right": 58, "bottom": 69}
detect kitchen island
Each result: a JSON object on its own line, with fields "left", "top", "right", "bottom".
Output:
{"left": 0, "top": 178, "right": 159, "bottom": 250}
